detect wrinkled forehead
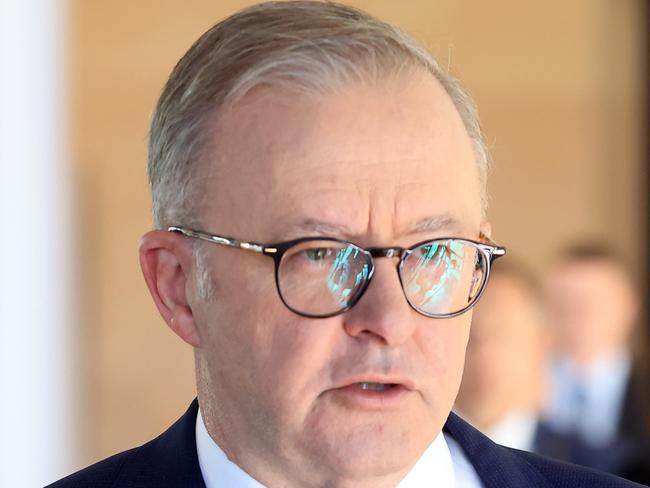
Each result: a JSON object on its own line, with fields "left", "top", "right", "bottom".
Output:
{"left": 198, "top": 76, "right": 482, "bottom": 241}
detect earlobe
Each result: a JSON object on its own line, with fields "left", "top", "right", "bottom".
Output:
{"left": 139, "top": 230, "right": 202, "bottom": 347}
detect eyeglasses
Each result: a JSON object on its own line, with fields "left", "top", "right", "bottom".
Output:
{"left": 168, "top": 226, "right": 506, "bottom": 319}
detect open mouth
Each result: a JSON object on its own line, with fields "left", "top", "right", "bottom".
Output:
{"left": 331, "top": 381, "right": 410, "bottom": 407}
{"left": 357, "top": 382, "right": 398, "bottom": 391}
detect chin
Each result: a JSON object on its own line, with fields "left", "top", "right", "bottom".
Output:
{"left": 300, "top": 413, "right": 431, "bottom": 482}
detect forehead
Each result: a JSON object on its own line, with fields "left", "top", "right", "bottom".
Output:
{"left": 201, "top": 75, "right": 482, "bottom": 242}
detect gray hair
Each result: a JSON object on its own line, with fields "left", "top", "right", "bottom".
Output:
{"left": 148, "top": 0, "right": 490, "bottom": 231}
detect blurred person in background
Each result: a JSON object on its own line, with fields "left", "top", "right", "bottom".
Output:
{"left": 455, "top": 261, "right": 549, "bottom": 452}
{"left": 542, "top": 245, "right": 650, "bottom": 483}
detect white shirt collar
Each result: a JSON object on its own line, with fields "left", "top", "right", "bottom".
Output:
{"left": 484, "top": 409, "right": 539, "bottom": 452}
{"left": 196, "top": 408, "right": 482, "bottom": 487}
{"left": 196, "top": 407, "right": 266, "bottom": 488}
{"left": 395, "top": 428, "right": 455, "bottom": 487}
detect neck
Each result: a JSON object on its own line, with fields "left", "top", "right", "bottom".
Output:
{"left": 197, "top": 404, "right": 413, "bottom": 488}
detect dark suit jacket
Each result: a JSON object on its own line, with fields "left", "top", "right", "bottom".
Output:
{"left": 47, "top": 399, "right": 647, "bottom": 487}
{"left": 617, "top": 366, "right": 650, "bottom": 484}
{"left": 534, "top": 365, "right": 650, "bottom": 485}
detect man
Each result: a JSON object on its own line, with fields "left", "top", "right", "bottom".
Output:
{"left": 454, "top": 261, "right": 610, "bottom": 475}
{"left": 455, "top": 262, "right": 549, "bottom": 452}
{"left": 48, "top": 2, "right": 644, "bottom": 487}
{"left": 541, "top": 245, "right": 650, "bottom": 483}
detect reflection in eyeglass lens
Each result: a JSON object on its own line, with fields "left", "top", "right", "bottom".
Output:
{"left": 327, "top": 246, "right": 369, "bottom": 307}
{"left": 403, "top": 240, "right": 466, "bottom": 313}
{"left": 280, "top": 239, "right": 484, "bottom": 317}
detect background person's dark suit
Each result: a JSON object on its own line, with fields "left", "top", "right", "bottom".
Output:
{"left": 535, "top": 365, "right": 650, "bottom": 486}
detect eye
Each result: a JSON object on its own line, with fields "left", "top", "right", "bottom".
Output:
{"left": 417, "top": 243, "right": 446, "bottom": 260}
{"left": 303, "top": 247, "right": 334, "bottom": 262}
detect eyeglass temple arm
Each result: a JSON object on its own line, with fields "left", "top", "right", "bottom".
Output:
{"left": 167, "top": 226, "right": 275, "bottom": 254}
{"left": 169, "top": 226, "right": 505, "bottom": 259}
{"left": 478, "top": 232, "right": 506, "bottom": 258}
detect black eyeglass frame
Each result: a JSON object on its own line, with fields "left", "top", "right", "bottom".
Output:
{"left": 168, "top": 226, "right": 506, "bottom": 319}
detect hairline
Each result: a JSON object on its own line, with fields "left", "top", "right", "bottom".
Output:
{"left": 182, "top": 72, "right": 488, "bottom": 231}
{"left": 148, "top": 2, "right": 491, "bottom": 233}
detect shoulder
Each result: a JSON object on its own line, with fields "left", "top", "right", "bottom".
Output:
{"left": 45, "top": 400, "right": 205, "bottom": 488}
{"left": 45, "top": 445, "right": 144, "bottom": 488}
{"left": 444, "top": 412, "right": 645, "bottom": 488}
{"left": 511, "top": 448, "right": 645, "bottom": 488}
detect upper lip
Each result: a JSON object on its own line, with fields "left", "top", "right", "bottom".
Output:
{"left": 336, "top": 375, "right": 416, "bottom": 391}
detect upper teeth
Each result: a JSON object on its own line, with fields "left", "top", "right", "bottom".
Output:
{"left": 358, "top": 382, "right": 390, "bottom": 391}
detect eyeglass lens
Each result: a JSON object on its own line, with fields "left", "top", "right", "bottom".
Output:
{"left": 277, "top": 239, "right": 486, "bottom": 317}
{"left": 400, "top": 240, "right": 485, "bottom": 316}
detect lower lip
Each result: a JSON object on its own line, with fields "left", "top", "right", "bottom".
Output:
{"left": 328, "top": 384, "right": 411, "bottom": 408}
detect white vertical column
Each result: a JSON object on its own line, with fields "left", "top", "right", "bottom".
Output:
{"left": 0, "top": 0, "right": 74, "bottom": 486}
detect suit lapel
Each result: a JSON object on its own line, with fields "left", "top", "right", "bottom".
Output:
{"left": 444, "top": 412, "right": 553, "bottom": 488}
{"left": 112, "top": 399, "right": 206, "bottom": 487}
{"left": 111, "top": 401, "right": 559, "bottom": 487}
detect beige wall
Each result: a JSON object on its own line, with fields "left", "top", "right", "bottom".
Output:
{"left": 70, "top": 0, "right": 647, "bottom": 468}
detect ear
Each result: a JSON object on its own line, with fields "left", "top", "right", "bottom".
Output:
{"left": 139, "top": 230, "right": 202, "bottom": 347}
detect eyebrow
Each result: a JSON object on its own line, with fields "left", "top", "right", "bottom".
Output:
{"left": 407, "top": 214, "right": 463, "bottom": 236}
{"left": 280, "top": 214, "right": 463, "bottom": 241}
{"left": 281, "top": 218, "right": 356, "bottom": 239}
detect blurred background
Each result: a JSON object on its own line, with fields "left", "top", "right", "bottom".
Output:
{"left": 0, "top": 0, "right": 647, "bottom": 486}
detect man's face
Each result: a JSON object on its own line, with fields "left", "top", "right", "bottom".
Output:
{"left": 190, "top": 76, "right": 483, "bottom": 485}
{"left": 545, "top": 260, "right": 637, "bottom": 362}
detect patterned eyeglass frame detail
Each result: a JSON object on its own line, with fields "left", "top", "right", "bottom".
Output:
{"left": 167, "top": 226, "right": 506, "bottom": 318}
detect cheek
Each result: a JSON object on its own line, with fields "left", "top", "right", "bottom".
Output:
{"left": 418, "top": 316, "right": 471, "bottom": 395}
{"left": 192, "top": 259, "right": 282, "bottom": 388}
{"left": 204, "top": 278, "right": 342, "bottom": 408}
{"left": 242, "top": 318, "right": 346, "bottom": 441}
{"left": 263, "top": 319, "right": 337, "bottom": 382}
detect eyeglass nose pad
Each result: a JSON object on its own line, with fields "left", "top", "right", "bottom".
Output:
{"left": 395, "top": 258, "right": 429, "bottom": 315}
{"left": 362, "top": 246, "right": 407, "bottom": 292}
{"left": 367, "top": 247, "right": 404, "bottom": 259}
{"left": 357, "top": 255, "right": 408, "bottom": 304}
{"left": 384, "top": 248, "right": 400, "bottom": 258}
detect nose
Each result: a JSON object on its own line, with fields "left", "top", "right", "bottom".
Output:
{"left": 342, "top": 259, "right": 417, "bottom": 346}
